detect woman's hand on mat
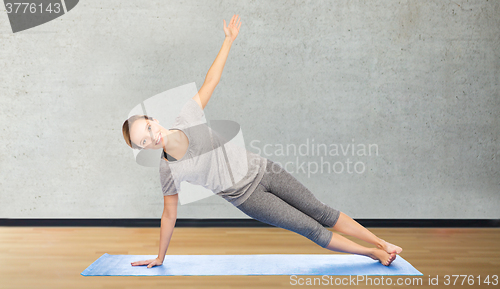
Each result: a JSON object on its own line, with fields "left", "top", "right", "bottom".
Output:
{"left": 131, "top": 257, "right": 163, "bottom": 268}
{"left": 223, "top": 14, "right": 241, "bottom": 42}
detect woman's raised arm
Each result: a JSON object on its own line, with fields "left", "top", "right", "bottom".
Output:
{"left": 193, "top": 14, "right": 242, "bottom": 110}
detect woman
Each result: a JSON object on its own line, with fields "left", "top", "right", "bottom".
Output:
{"left": 122, "top": 15, "right": 402, "bottom": 269}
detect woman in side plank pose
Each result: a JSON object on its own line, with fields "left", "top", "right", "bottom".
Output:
{"left": 122, "top": 15, "right": 402, "bottom": 269}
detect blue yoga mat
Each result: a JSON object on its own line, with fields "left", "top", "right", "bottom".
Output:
{"left": 81, "top": 253, "right": 422, "bottom": 276}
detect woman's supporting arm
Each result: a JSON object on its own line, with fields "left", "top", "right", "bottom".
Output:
{"left": 157, "top": 216, "right": 176, "bottom": 263}
{"left": 131, "top": 194, "right": 178, "bottom": 268}
{"left": 157, "top": 194, "right": 179, "bottom": 264}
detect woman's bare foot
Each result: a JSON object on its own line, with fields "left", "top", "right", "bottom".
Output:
{"left": 368, "top": 248, "right": 397, "bottom": 266}
{"left": 378, "top": 239, "right": 403, "bottom": 254}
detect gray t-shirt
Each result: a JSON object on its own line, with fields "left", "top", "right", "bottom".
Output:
{"left": 159, "top": 98, "right": 267, "bottom": 207}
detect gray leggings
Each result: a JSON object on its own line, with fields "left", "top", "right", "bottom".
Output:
{"left": 236, "top": 159, "right": 341, "bottom": 248}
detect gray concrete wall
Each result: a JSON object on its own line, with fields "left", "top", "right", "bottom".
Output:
{"left": 1, "top": 0, "right": 498, "bottom": 219}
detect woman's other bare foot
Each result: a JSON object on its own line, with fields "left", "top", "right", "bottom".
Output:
{"left": 378, "top": 239, "right": 403, "bottom": 254}
{"left": 368, "top": 248, "right": 397, "bottom": 266}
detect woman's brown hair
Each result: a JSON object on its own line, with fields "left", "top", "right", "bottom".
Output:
{"left": 122, "top": 115, "right": 153, "bottom": 150}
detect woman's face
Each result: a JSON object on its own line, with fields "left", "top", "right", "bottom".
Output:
{"left": 129, "top": 117, "right": 167, "bottom": 150}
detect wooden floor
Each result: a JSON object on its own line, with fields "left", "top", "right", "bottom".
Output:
{"left": 1, "top": 227, "right": 499, "bottom": 289}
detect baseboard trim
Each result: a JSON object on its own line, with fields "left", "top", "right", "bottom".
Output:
{"left": 0, "top": 218, "right": 499, "bottom": 227}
